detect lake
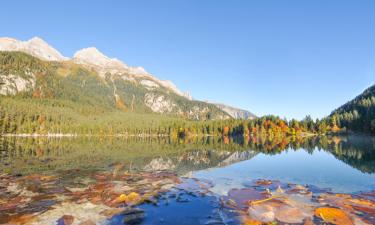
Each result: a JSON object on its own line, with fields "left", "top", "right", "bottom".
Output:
{"left": 1, "top": 135, "right": 375, "bottom": 224}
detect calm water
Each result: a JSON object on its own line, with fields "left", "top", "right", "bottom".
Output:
{"left": 194, "top": 148, "right": 375, "bottom": 194}
{"left": 1, "top": 135, "right": 375, "bottom": 193}
{"left": 1, "top": 135, "right": 375, "bottom": 224}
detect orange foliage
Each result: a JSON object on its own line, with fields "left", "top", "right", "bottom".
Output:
{"left": 223, "top": 136, "right": 230, "bottom": 144}
{"left": 278, "top": 121, "right": 289, "bottom": 132}
{"left": 331, "top": 125, "right": 341, "bottom": 132}
{"left": 115, "top": 97, "right": 127, "bottom": 110}
{"left": 36, "top": 148, "right": 44, "bottom": 157}
{"left": 33, "top": 89, "right": 41, "bottom": 98}
{"left": 278, "top": 138, "right": 289, "bottom": 149}
{"left": 38, "top": 115, "right": 46, "bottom": 125}
{"left": 223, "top": 126, "right": 230, "bottom": 136}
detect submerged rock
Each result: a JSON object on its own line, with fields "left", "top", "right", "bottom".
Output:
{"left": 226, "top": 179, "right": 375, "bottom": 225}
{"left": 57, "top": 215, "right": 74, "bottom": 225}
{"left": 121, "top": 208, "right": 145, "bottom": 225}
{"left": 29, "top": 202, "right": 111, "bottom": 225}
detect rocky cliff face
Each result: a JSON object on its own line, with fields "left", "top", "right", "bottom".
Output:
{"left": 210, "top": 103, "right": 256, "bottom": 119}
{"left": 0, "top": 73, "right": 35, "bottom": 95}
{"left": 72, "top": 47, "right": 193, "bottom": 101}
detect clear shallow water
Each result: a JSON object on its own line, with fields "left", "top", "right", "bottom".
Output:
{"left": 109, "top": 188, "right": 239, "bottom": 225}
{"left": 1, "top": 135, "right": 375, "bottom": 194}
{"left": 194, "top": 147, "right": 375, "bottom": 194}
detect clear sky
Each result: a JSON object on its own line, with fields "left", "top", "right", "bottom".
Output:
{"left": 1, "top": 0, "right": 374, "bottom": 119}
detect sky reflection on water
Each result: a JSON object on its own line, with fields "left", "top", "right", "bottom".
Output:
{"left": 194, "top": 147, "right": 375, "bottom": 194}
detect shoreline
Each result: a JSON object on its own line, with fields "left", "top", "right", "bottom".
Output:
{"left": 0, "top": 132, "right": 321, "bottom": 138}
{"left": 0, "top": 133, "right": 170, "bottom": 138}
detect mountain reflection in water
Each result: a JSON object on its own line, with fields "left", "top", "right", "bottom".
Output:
{"left": 1, "top": 135, "right": 375, "bottom": 176}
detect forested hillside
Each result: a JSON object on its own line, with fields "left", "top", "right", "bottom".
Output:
{"left": 330, "top": 85, "right": 375, "bottom": 134}
{"left": 1, "top": 50, "right": 373, "bottom": 136}
{"left": 0, "top": 51, "right": 236, "bottom": 135}
{"left": 0, "top": 51, "right": 228, "bottom": 118}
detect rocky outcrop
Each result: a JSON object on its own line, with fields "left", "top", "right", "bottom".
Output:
{"left": 144, "top": 93, "right": 177, "bottom": 113}
{"left": 211, "top": 102, "right": 256, "bottom": 119}
{"left": 0, "top": 73, "right": 35, "bottom": 95}
{"left": 140, "top": 80, "right": 159, "bottom": 90}
{"left": 73, "top": 47, "right": 132, "bottom": 77}
{"left": 0, "top": 37, "right": 68, "bottom": 61}
{"left": 72, "top": 47, "right": 191, "bottom": 100}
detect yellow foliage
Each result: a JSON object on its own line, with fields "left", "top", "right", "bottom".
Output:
{"left": 126, "top": 192, "right": 141, "bottom": 203}
{"left": 117, "top": 194, "right": 127, "bottom": 202}
{"left": 116, "top": 192, "right": 141, "bottom": 204}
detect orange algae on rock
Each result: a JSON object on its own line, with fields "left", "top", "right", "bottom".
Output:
{"left": 314, "top": 207, "right": 354, "bottom": 225}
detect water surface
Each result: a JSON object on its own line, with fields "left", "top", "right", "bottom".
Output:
{"left": 1, "top": 135, "right": 375, "bottom": 224}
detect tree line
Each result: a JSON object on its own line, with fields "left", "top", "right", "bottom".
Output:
{"left": 0, "top": 97, "right": 342, "bottom": 137}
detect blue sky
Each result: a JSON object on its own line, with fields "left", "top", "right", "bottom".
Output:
{"left": 1, "top": 0, "right": 374, "bottom": 119}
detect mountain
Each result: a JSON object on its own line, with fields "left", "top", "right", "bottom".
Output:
{"left": 72, "top": 47, "right": 193, "bottom": 100}
{"left": 330, "top": 84, "right": 375, "bottom": 134}
{"left": 0, "top": 37, "right": 68, "bottom": 61}
{"left": 0, "top": 37, "right": 233, "bottom": 124}
{"left": 210, "top": 102, "right": 256, "bottom": 119}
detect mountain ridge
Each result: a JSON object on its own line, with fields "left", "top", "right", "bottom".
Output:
{"left": 0, "top": 36, "right": 254, "bottom": 119}
{"left": 0, "top": 37, "right": 193, "bottom": 99}
{"left": 207, "top": 102, "right": 256, "bottom": 119}
{"left": 0, "top": 54, "right": 232, "bottom": 123}
{"left": 0, "top": 37, "right": 68, "bottom": 61}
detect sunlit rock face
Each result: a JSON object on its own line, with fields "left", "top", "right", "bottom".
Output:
{"left": 140, "top": 80, "right": 160, "bottom": 90}
{"left": 210, "top": 102, "right": 257, "bottom": 119}
{"left": 144, "top": 93, "right": 177, "bottom": 113}
{"left": 0, "top": 73, "right": 35, "bottom": 95}
{"left": 0, "top": 37, "right": 68, "bottom": 61}
{"left": 73, "top": 47, "right": 131, "bottom": 78}
{"left": 72, "top": 47, "right": 192, "bottom": 100}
